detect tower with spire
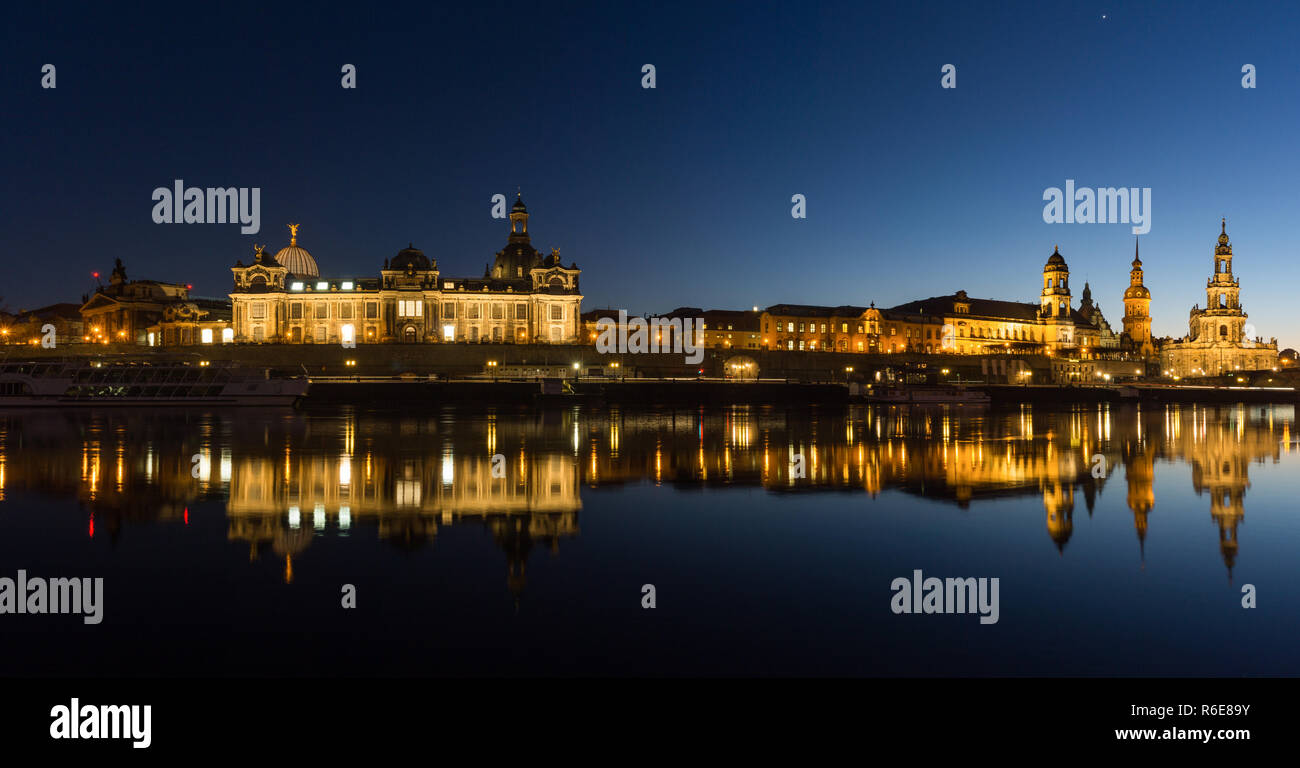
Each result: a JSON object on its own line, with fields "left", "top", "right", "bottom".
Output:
{"left": 1122, "top": 236, "right": 1154, "bottom": 357}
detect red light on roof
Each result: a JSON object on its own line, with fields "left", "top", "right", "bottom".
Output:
{"left": 186, "top": 284, "right": 193, "bottom": 290}
{"left": 92, "top": 272, "right": 100, "bottom": 278}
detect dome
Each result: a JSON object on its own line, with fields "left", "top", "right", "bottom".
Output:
{"left": 1124, "top": 285, "right": 1150, "bottom": 300}
{"left": 1045, "top": 245, "right": 1068, "bottom": 269}
{"left": 391, "top": 244, "right": 431, "bottom": 272}
{"left": 274, "top": 224, "right": 318, "bottom": 277}
{"left": 275, "top": 246, "right": 318, "bottom": 277}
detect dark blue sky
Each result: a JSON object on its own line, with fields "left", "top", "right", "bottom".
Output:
{"left": 3, "top": 0, "right": 1298, "bottom": 346}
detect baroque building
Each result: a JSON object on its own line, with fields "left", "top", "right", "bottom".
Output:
{"left": 887, "top": 246, "right": 1118, "bottom": 357}
{"left": 228, "top": 195, "right": 582, "bottom": 344}
{"left": 1161, "top": 220, "right": 1278, "bottom": 377}
{"left": 1121, "top": 238, "right": 1155, "bottom": 358}
{"left": 80, "top": 259, "right": 193, "bottom": 344}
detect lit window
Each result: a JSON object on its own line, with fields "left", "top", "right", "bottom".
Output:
{"left": 290, "top": 282, "right": 304, "bottom": 291}
{"left": 200, "top": 328, "right": 213, "bottom": 344}
{"left": 316, "top": 281, "right": 329, "bottom": 290}
{"left": 442, "top": 324, "right": 455, "bottom": 341}
{"left": 341, "top": 281, "right": 353, "bottom": 290}
{"left": 221, "top": 328, "right": 234, "bottom": 344}
{"left": 341, "top": 324, "right": 355, "bottom": 345}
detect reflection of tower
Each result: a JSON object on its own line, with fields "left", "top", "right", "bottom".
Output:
{"left": 1043, "top": 482, "right": 1075, "bottom": 553}
{"left": 1122, "top": 237, "right": 1154, "bottom": 357}
{"left": 1189, "top": 424, "right": 1250, "bottom": 580}
{"left": 1122, "top": 440, "right": 1156, "bottom": 563}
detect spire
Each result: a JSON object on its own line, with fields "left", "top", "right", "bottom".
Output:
{"left": 1132, "top": 235, "right": 1141, "bottom": 267}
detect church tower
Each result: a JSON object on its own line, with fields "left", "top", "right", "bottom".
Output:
{"left": 1194, "top": 219, "right": 1247, "bottom": 345}
{"left": 1040, "top": 246, "right": 1074, "bottom": 349}
{"left": 1122, "top": 237, "right": 1154, "bottom": 357}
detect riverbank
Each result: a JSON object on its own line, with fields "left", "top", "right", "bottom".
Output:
{"left": 298, "top": 377, "right": 1300, "bottom": 408}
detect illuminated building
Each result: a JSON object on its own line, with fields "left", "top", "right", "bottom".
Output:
{"left": 1161, "top": 220, "right": 1279, "bottom": 377}
{"left": 228, "top": 195, "right": 583, "bottom": 344}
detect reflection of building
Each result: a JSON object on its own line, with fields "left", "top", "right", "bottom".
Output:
{"left": 228, "top": 196, "right": 583, "bottom": 345}
{"left": 1162, "top": 221, "right": 1278, "bottom": 377}
{"left": 0, "top": 402, "right": 1291, "bottom": 582}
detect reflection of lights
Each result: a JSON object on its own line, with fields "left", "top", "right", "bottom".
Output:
{"left": 339, "top": 455, "right": 351, "bottom": 486}
{"left": 441, "top": 452, "right": 454, "bottom": 485}
{"left": 339, "top": 506, "right": 351, "bottom": 530}
{"left": 314, "top": 503, "right": 326, "bottom": 530}
{"left": 220, "top": 449, "right": 232, "bottom": 484}
{"left": 288, "top": 506, "right": 301, "bottom": 529}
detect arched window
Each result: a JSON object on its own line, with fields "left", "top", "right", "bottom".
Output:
{"left": 1220, "top": 324, "right": 1228, "bottom": 338}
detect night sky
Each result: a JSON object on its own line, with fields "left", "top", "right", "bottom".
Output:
{"left": 3, "top": 1, "right": 1298, "bottom": 346}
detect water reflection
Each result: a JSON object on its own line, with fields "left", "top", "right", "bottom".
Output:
{"left": 0, "top": 402, "right": 1290, "bottom": 586}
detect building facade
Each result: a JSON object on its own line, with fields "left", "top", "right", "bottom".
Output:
{"left": 229, "top": 196, "right": 583, "bottom": 345}
{"left": 1161, "top": 221, "right": 1278, "bottom": 377}
{"left": 80, "top": 259, "right": 193, "bottom": 345}
{"left": 887, "top": 247, "right": 1118, "bottom": 358}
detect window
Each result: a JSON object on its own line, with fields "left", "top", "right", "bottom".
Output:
{"left": 313, "top": 303, "right": 328, "bottom": 319}
{"left": 820, "top": 323, "right": 827, "bottom": 333}
{"left": 251, "top": 302, "right": 266, "bottom": 320}
{"left": 290, "top": 281, "right": 304, "bottom": 291}
{"left": 442, "top": 324, "right": 455, "bottom": 341}
{"left": 467, "top": 304, "right": 481, "bottom": 319}
{"left": 221, "top": 328, "right": 233, "bottom": 344}
{"left": 516, "top": 303, "right": 528, "bottom": 319}
{"left": 315, "top": 281, "right": 329, "bottom": 290}
{"left": 365, "top": 302, "right": 378, "bottom": 319}
{"left": 841, "top": 323, "right": 848, "bottom": 333}
{"left": 316, "top": 326, "right": 326, "bottom": 341}
{"left": 798, "top": 322, "right": 805, "bottom": 332}
{"left": 200, "top": 328, "right": 213, "bottom": 344}
{"left": 290, "top": 302, "right": 303, "bottom": 319}
{"left": 398, "top": 300, "right": 421, "bottom": 318}
{"left": 550, "top": 326, "right": 561, "bottom": 341}
{"left": 550, "top": 305, "right": 563, "bottom": 320}
{"left": 253, "top": 326, "right": 264, "bottom": 342}
{"left": 798, "top": 341, "right": 805, "bottom": 350}
{"left": 491, "top": 303, "right": 504, "bottom": 320}
{"left": 340, "top": 303, "right": 353, "bottom": 319}
{"left": 786, "top": 322, "right": 794, "bottom": 333}
{"left": 443, "top": 303, "right": 455, "bottom": 319}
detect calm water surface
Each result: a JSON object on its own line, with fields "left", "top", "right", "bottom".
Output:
{"left": 0, "top": 402, "right": 1295, "bottom": 676}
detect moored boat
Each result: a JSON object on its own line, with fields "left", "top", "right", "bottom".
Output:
{"left": 0, "top": 359, "right": 308, "bottom": 407}
{"left": 861, "top": 384, "right": 991, "bottom": 405}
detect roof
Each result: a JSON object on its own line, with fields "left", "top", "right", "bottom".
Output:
{"left": 763, "top": 303, "right": 870, "bottom": 318}
{"left": 890, "top": 294, "right": 1041, "bottom": 322}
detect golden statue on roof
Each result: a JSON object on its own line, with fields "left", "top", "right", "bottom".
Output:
{"left": 288, "top": 223, "right": 300, "bottom": 246}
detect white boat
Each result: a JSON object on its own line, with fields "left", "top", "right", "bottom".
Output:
{"left": 862, "top": 385, "right": 991, "bottom": 405}
{"left": 0, "top": 360, "right": 308, "bottom": 407}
